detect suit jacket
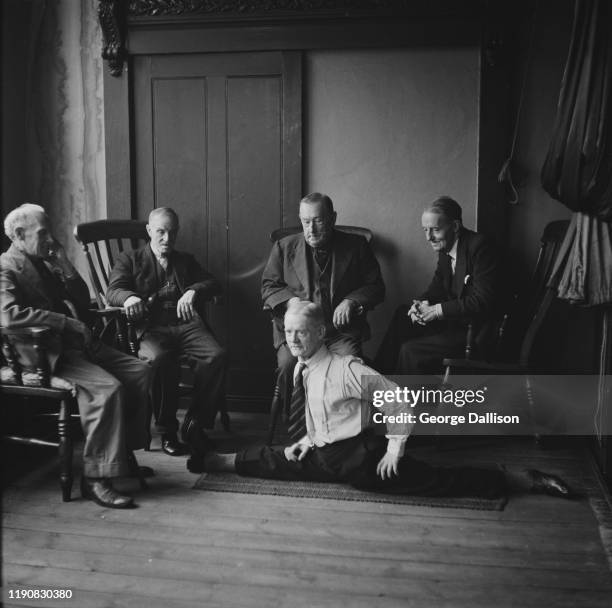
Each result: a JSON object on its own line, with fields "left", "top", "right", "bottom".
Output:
{"left": 106, "top": 244, "right": 221, "bottom": 329}
{"left": 0, "top": 244, "right": 91, "bottom": 369}
{"left": 261, "top": 230, "right": 385, "bottom": 348}
{"left": 420, "top": 227, "right": 499, "bottom": 324}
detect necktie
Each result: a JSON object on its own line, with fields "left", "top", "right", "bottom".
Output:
{"left": 288, "top": 362, "right": 307, "bottom": 442}
{"left": 157, "top": 255, "right": 168, "bottom": 271}
{"left": 442, "top": 253, "right": 453, "bottom": 292}
{"left": 314, "top": 248, "right": 329, "bottom": 269}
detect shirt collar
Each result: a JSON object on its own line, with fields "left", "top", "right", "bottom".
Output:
{"left": 149, "top": 243, "right": 170, "bottom": 262}
{"left": 300, "top": 343, "right": 330, "bottom": 371}
{"left": 447, "top": 236, "right": 459, "bottom": 261}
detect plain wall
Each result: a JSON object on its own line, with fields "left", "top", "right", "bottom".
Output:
{"left": 304, "top": 48, "right": 479, "bottom": 356}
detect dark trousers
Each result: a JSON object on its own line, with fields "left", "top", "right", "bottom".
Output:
{"left": 138, "top": 316, "right": 227, "bottom": 433}
{"left": 375, "top": 305, "right": 467, "bottom": 374}
{"left": 236, "top": 433, "right": 507, "bottom": 499}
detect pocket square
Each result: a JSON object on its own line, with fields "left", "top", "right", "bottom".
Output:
{"left": 464, "top": 274, "right": 471, "bottom": 285}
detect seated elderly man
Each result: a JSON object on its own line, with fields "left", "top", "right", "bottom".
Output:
{"left": 106, "top": 207, "right": 227, "bottom": 457}
{"left": 376, "top": 196, "right": 500, "bottom": 374}
{"left": 1, "top": 204, "right": 153, "bottom": 508}
{"left": 262, "top": 192, "right": 385, "bottom": 439}
{"left": 186, "top": 302, "right": 572, "bottom": 501}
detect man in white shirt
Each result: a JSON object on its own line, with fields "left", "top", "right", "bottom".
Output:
{"left": 187, "top": 301, "right": 571, "bottom": 499}
{"left": 375, "top": 196, "right": 500, "bottom": 374}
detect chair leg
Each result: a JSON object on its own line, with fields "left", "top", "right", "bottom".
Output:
{"left": 525, "top": 375, "right": 541, "bottom": 445}
{"left": 267, "top": 381, "right": 283, "bottom": 446}
{"left": 58, "top": 398, "right": 74, "bottom": 502}
{"left": 219, "top": 406, "right": 231, "bottom": 433}
{"left": 144, "top": 406, "right": 153, "bottom": 451}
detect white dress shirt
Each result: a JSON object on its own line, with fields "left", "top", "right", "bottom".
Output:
{"left": 295, "top": 345, "right": 409, "bottom": 457}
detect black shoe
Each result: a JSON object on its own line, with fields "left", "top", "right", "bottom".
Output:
{"left": 186, "top": 455, "right": 207, "bottom": 474}
{"left": 126, "top": 451, "right": 155, "bottom": 477}
{"left": 81, "top": 477, "right": 135, "bottom": 509}
{"left": 527, "top": 469, "right": 573, "bottom": 499}
{"left": 161, "top": 433, "right": 189, "bottom": 457}
{"left": 182, "top": 418, "right": 212, "bottom": 473}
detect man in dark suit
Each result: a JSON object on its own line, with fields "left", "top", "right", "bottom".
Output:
{"left": 1, "top": 204, "right": 152, "bottom": 508}
{"left": 375, "top": 196, "right": 499, "bottom": 374}
{"left": 106, "top": 207, "right": 227, "bottom": 456}
{"left": 261, "top": 192, "right": 385, "bottom": 427}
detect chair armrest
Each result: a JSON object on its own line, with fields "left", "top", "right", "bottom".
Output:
{"left": 89, "top": 306, "right": 125, "bottom": 317}
{"left": 1, "top": 326, "right": 58, "bottom": 387}
{"left": 1, "top": 326, "right": 52, "bottom": 338}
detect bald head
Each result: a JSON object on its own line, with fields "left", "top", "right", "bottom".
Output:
{"left": 148, "top": 207, "right": 179, "bottom": 225}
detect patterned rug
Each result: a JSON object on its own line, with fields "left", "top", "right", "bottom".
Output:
{"left": 193, "top": 472, "right": 508, "bottom": 511}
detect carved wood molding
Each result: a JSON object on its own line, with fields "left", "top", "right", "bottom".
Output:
{"left": 99, "top": 0, "right": 484, "bottom": 76}
{"left": 127, "top": 0, "right": 441, "bottom": 17}
{"left": 98, "top": 0, "right": 127, "bottom": 77}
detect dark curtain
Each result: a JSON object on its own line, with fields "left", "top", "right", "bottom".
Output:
{"left": 541, "top": 0, "right": 612, "bottom": 306}
{"left": 541, "top": 0, "right": 612, "bottom": 219}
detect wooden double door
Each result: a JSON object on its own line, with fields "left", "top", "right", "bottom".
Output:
{"left": 131, "top": 52, "right": 302, "bottom": 402}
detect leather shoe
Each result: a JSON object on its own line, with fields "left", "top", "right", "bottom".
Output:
{"left": 161, "top": 433, "right": 189, "bottom": 457}
{"left": 81, "top": 477, "right": 135, "bottom": 509}
{"left": 182, "top": 418, "right": 212, "bottom": 473}
{"left": 126, "top": 451, "right": 155, "bottom": 477}
{"left": 527, "top": 469, "right": 573, "bottom": 499}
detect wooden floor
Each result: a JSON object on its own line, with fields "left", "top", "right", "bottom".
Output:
{"left": 3, "top": 413, "right": 612, "bottom": 608}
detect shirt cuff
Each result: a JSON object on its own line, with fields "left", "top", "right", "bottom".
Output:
{"left": 385, "top": 435, "right": 407, "bottom": 458}
{"left": 297, "top": 435, "right": 312, "bottom": 447}
{"left": 434, "top": 303, "right": 444, "bottom": 319}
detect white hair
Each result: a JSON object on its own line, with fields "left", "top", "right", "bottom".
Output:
{"left": 4, "top": 203, "right": 47, "bottom": 241}
{"left": 285, "top": 300, "right": 325, "bottom": 328}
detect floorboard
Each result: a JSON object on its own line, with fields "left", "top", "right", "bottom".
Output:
{"left": 3, "top": 413, "right": 612, "bottom": 608}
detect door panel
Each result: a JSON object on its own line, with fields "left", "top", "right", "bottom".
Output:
{"left": 132, "top": 52, "right": 301, "bottom": 401}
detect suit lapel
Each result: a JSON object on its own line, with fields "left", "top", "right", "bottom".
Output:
{"left": 287, "top": 237, "right": 312, "bottom": 296}
{"left": 170, "top": 251, "right": 187, "bottom": 293}
{"left": 330, "top": 232, "right": 350, "bottom": 305}
{"left": 452, "top": 233, "right": 468, "bottom": 296}
{"left": 143, "top": 244, "right": 159, "bottom": 286}
{"left": 7, "top": 246, "right": 54, "bottom": 306}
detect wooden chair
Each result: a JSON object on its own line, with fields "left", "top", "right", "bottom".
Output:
{"left": 442, "top": 220, "right": 571, "bottom": 437}
{"left": 74, "top": 220, "right": 149, "bottom": 355}
{"left": 1, "top": 326, "right": 77, "bottom": 501}
{"left": 265, "top": 226, "right": 373, "bottom": 444}
{"left": 443, "top": 220, "right": 570, "bottom": 375}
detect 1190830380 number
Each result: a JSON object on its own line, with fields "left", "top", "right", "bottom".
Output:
{"left": 8, "top": 589, "right": 73, "bottom": 600}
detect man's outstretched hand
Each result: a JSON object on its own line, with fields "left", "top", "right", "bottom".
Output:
{"left": 376, "top": 452, "right": 400, "bottom": 480}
